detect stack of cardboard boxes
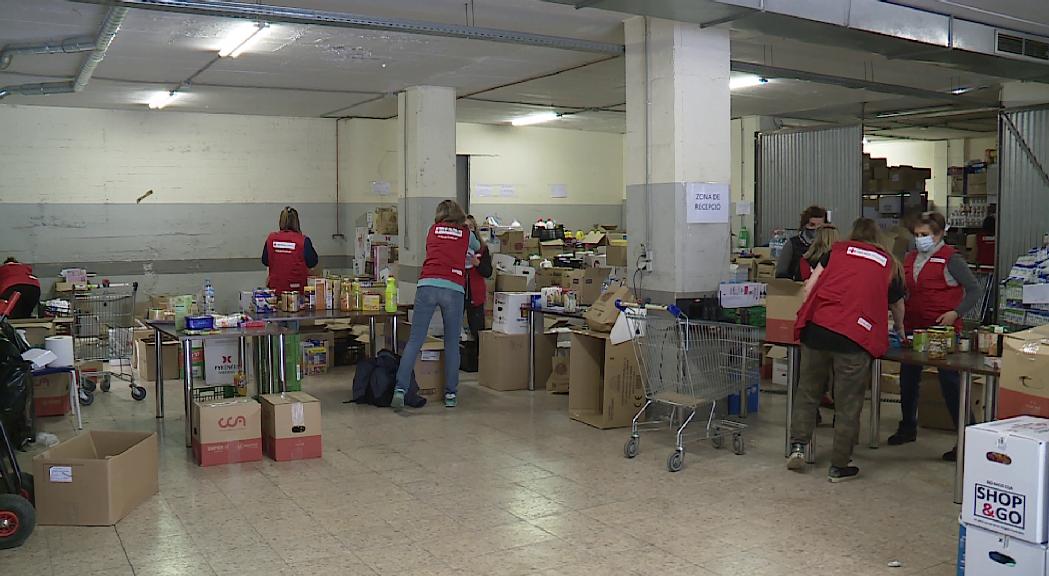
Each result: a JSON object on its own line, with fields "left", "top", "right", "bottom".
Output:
{"left": 191, "top": 394, "right": 323, "bottom": 466}
{"left": 862, "top": 154, "right": 931, "bottom": 227}
{"left": 480, "top": 291, "right": 554, "bottom": 392}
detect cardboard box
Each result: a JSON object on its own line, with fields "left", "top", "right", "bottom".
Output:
{"left": 918, "top": 370, "right": 983, "bottom": 431}
{"left": 261, "top": 392, "right": 322, "bottom": 461}
{"left": 496, "top": 273, "right": 532, "bottom": 293}
{"left": 869, "top": 158, "right": 889, "bottom": 180}
{"left": 733, "top": 257, "right": 759, "bottom": 281}
{"left": 204, "top": 338, "right": 240, "bottom": 385}
{"left": 10, "top": 319, "right": 54, "bottom": 347}
{"left": 999, "top": 326, "right": 1049, "bottom": 419}
{"left": 765, "top": 279, "right": 805, "bottom": 344}
{"left": 547, "top": 344, "right": 570, "bottom": 394}
{"left": 497, "top": 230, "right": 527, "bottom": 258}
{"left": 493, "top": 292, "right": 537, "bottom": 335}
{"left": 568, "top": 330, "right": 644, "bottom": 429}
{"left": 606, "top": 243, "right": 628, "bottom": 267}
{"left": 965, "top": 524, "right": 1049, "bottom": 574}
{"left": 539, "top": 239, "right": 565, "bottom": 259}
{"left": 585, "top": 285, "right": 632, "bottom": 333}
{"left": 191, "top": 398, "right": 263, "bottom": 467}
{"left": 414, "top": 338, "right": 446, "bottom": 402}
{"left": 479, "top": 331, "right": 530, "bottom": 391}
{"left": 962, "top": 416, "right": 1049, "bottom": 543}
{"left": 133, "top": 337, "right": 180, "bottom": 382}
{"left": 755, "top": 262, "right": 776, "bottom": 280}
{"left": 300, "top": 329, "right": 335, "bottom": 372}
{"left": 373, "top": 206, "right": 398, "bottom": 234}
{"left": 767, "top": 346, "right": 789, "bottom": 386}
{"left": 719, "top": 282, "right": 766, "bottom": 309}
{"left": 33, "top": 430, "right": 158, "bottom": 526}
{"left": 566, "top": 267, "right": 610, "bottom": 306}
{"left": 32, "top": 371, "right": 71, "bottom": 417}
{"left": 535, "top": 267, "right": 571, "bottom": 289}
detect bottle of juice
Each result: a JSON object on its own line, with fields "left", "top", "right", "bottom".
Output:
{"left": 352, "top": 280, "right": 363, "bottom": 310}
{"left": 385, "top": 277, "right": 398, "bottom": 313}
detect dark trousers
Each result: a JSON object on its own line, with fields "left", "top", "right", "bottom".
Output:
{"left": 1, "top": 284, "right": 40, "bottom": 319}
{"left": 791, "top": 344, "right": 871, "bottom": 468}
{"left": 465, "top": 301, "right": 484, "bottom": 341}
{"left": 898, "top": 363, "right": 971, "bottom": 430}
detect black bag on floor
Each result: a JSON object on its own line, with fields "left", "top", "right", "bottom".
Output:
{"left": 459, "top": 340, "right": 478, "bottom": 373}
{"left": 0, "top": 321, "right": 32, "bottom": 448}
{"left": 347, "top": 349, "right": 427, "bottom": 408}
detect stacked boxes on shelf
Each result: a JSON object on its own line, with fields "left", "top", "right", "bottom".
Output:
{"left": 1001, "top": 247, "right": 1049, "bottom": 328}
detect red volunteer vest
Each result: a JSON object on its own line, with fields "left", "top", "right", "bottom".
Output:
{"left": 466, "top": 246, "right": 489, "bottom": 307}
{"left": 795, "top": 241, "right": 892, "bottom": 358}
{"left": 265, "top": 230, "right": 308, "bottom": 294}
{"left": 0, "top": 262, "right": 39, "bottom": 296}
{"left": 903, "top": 245, "right": 963, "bottom": 332}
{"left": 800, "top": 258, "right": 813, "bottom": 281}
{"left": 421, "top": 223, "right": 470, "bottom": 287}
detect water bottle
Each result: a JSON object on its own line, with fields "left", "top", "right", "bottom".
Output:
{"left": 770, "top": 229, "right": 786, "bottom": 258}
{"left": 737, "top": 224, "right": 750, "bottom": 251}
{"left": 203, "top": 279, "right": 215, "bottom": 314}
{"left": 384, "top": 277, "right": 398, "bottom": 313}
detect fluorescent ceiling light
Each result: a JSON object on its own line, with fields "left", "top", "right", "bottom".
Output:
{"left": 218, "top": 21, "right": 269, "bottom": 58}
{"left": 147, "top": 90, "right": 179, "bottom": 109}
{"left": 512, "top": 111, "right": 560, "bottom": 126}
{"left": 950, "top": 86, "right": 973, "bottom": 95}
{"left": 730, "top": 75, "right": 768, "bottom": 90}
{"left": 875, "top": 105, "right": 955, "bottom": 118}
{"left": 862, "top": 137, "right": 871, "bottom": 145}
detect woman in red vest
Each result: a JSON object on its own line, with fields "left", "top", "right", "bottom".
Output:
{"left": 463, "top": 216, "right": 492, "bottom": 369}
{"left": 0, "top": 258, "right": 41, "bottom": 319}
{"left": 262, "top": 207, "right": 318, "bottom": 294}
{"left": 887, "top": 211, "right": 982, "bottom": 461}
{"left": 392, "top": 200, "right": 479, "bottom": 410}
{"left": 788, "top": 219, "right": 906, "bottom": 482}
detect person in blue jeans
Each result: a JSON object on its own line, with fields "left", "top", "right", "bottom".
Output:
{"left": 392, "top": 200, "right": 479, "bottom": 410}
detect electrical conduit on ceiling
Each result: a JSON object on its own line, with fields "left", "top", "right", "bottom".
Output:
{"left": 0, "top": 7, "right": 129, "bottom": 100}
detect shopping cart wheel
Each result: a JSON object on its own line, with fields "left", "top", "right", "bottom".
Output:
{"left": 710, "top": 433, "right": 724, "bottom": 450}
{"left": 79, "top": 390, "right": 94, "bottom": 406}
{"left": 100, "top": 376, "right": 111, "bottom": 393}
{"left": 624, "top": 437, "right": 639, "bottom": 459}
{"left": 131, "top": 386, "right": 147, "bottom": 402}
{"left": 81, "top": 379, "right": 96, "bottom": 393}
{"left": 732, "top": 435, "right": 746, "bottom": 456}
{"left": 666, "top": 450, "right": 684, "bottom": 473}
{"left": 0, "top": 493, "right": 35, "bottom": 550}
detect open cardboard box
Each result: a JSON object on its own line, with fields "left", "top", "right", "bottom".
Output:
{"left": 568, "top": 330, "right": 644, "bottom": 429}
{"left": 765, "top": 279, "right": 805, "bottom": 344}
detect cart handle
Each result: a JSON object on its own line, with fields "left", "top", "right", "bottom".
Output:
{"left": 0, "top": 292, "right": 21, "bottom": 320}
{"left": 615, "top": 299, "right": 682, "bottom": 317}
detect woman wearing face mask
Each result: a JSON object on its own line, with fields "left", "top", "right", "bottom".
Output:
{"left": 776, "top": 205, "right": 828, "bottom": 281}
{"left": 887, "top": 211, "right": 982, "bottom": 461}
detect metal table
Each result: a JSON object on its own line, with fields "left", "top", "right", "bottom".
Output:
{"left": 146, "top": 321, "right": 290, "bottom": 447}
{"left": 527, "top": 307, "right": 587, "bottom": 391}
{"left": 253, "top": 307, "right": 408, "bottom": 356}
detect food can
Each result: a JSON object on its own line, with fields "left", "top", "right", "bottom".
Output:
{"left": 912, "top": 330, "right": 928, "bottom": 353}
{"left": 284, "top": 291, "right": 300, "bottom": 312}
{"left": 958, "top": 336, "right": 971, "bottom": 353}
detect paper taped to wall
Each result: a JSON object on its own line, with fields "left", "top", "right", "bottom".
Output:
{"left": 550, "top": 184, "right": 568, "bottom": 199}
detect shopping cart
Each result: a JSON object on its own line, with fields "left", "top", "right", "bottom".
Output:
{"left": 72, "top": 282, "right": 146, "bottom": 403}
{"left": 617, "top": 301, "right": 762, "bottom": 472}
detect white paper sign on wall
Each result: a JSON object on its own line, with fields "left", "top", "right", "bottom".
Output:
{"left": 685, "top": 182, "right": 730, "bottom": 224}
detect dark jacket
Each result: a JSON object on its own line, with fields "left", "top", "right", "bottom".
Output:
{"left": 349, "top": 349, "right": 426, "bottom": 408}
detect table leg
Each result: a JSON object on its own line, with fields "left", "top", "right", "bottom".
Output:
{"left": 182, "top": 340, "right": 193, "bottom": 448}
{"left": 391, "top": 316, "right": 399, "bottom": 354}
{"left": 739, "top": 350, "right": 750, "bottom": 419}
{"left": 264, "top": 334, "right": 275, "bottom": 395}
{"left": 238, "top": 336, "right": 247, "bottom": 396}
{"left": 984, "top": 375, "right": 998, "bottom": 423}
{"left": 369, "top": 316, "right": 378, "bottom": 357}
{"left": 70, "top": 370, "right": 82, "bottom": 430}
{"left": 528, "top": 309, "right": 537, "bottom": 392}
{"left": 955, "top": 371, "right": 972, "bottom": 505}
{"left": 277, "top": 332, "right": 287, "bottom": 394}
{"left": 154, "top": 326, "right": 164, "bottom": 419}
{"left": 870, "top": 358, "right": 882, "bottom": 449}
{"left": 785, "top": 345, "right": 797, "bottom": 458}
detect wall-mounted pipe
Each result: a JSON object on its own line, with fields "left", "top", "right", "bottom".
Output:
{"left": 0, "top": 37, "right": 97, "bottom": 70}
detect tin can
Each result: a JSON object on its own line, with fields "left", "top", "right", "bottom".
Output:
{"left": 958, "top": 336, "right": 971, "bottom": 353}
{"left": 285, "top": 291, "right": 300, "bottom": 312}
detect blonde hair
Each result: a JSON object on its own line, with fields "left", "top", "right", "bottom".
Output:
{"left": 803, "top": 224, "right": 838, "bottom": 263}
{"left": 435, "top": 200, "right": 466, "bottom": 225}
{"left": 279, "top": 206, "right": 301, "bottom": 233}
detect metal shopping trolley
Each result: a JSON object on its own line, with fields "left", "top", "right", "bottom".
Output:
{"left": 617, "top": 301, "right": 763, "bottom": 472}
{"left": 72, "top": 282, "right": 146, "bottom": 403}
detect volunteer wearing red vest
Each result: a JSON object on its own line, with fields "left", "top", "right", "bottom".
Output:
{"left": 262, "top": 207, "right": 318, "bottom": 294}
{"left": 392, "top": 200, "right": 479, "bottom": 410}
{"left": 887, "top": 211, "right": 982, "bottom": 462}
{"left": 788, "top": 219, "right": 906, "bottom": 482}
{"left": 0, "top": 258, "right": 41, "bottom": 319}
{"left": 463, "top": 215, "right": 492, "bottom": 346}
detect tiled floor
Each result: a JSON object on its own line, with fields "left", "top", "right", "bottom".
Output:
{"left": 7, "top": 368, "right": 963, "bottom": 575}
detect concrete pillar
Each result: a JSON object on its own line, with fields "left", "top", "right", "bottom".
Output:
{"left": 624, "top": 17, "right": 732, "bottom": 303}
{"left": 397, "top": 86, "right": 456, "bottom": 288}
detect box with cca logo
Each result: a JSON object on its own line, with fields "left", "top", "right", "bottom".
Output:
{"left": 191, "top": 398, "right": 262, "bottom": 467}
{"left": 261, "top": 392, "right": 322, "bottom": 462}
{"left": 963, "top": 416, "right": 1049, "bottom": 544}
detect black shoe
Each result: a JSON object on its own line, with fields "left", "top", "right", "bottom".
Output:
{"left": 943, "top": 447, "right": 957, "bottom": 462}
{"left": 887, "top": 425, "right": 917, "bottom": 446}
{"left": 828, "top": 466, "right": 860, "bottom": 483}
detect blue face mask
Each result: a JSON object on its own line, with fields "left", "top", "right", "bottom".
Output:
{"left": 915, "top": 235, "right": 936, "bottom": 253}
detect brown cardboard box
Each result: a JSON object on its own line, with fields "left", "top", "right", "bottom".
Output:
{"left": 191, "top": 398, "right": 263, "bottom": 467}
{"left": 755, "top": 262, "right": 776, "bottom": 280}
{"left": 535, "top": 267, "right": 571, "bottom": 289}
{"left": 300, "top": 328, "right": 335, "bottom": 371}
{"left": 869, "top": 157, "right": 889, "bottom": 181}
{"left": 496, "top": 273, "right": 531, "bottom": 293}
{"left": 498, "top": 230, "right": 527, "bottom": 258}
{"left": 524, "top": 237, "right": 540, "bottom": 257}
{"left": 539, "top": 239, "right": 565, "bottom": 259}
{"left": 567, "top": 267, "right": 610, "bottom": 306}
{"left": 547, "top": 345, "right": 570, "bottom": 394}
{"left": 478, "top": 331, "right": 554, "bottom": 391}
{"left": 998, "top": 325, "right": 1049, "bottom": 419}
{"left": 918, "top": 370, "right": 984, "bottom": 430}
{"left": 568, "top": 330, "right": 644, "bottom": 429}
{"left": 581, "top": 231, "right": 608, "bottom": 246}
{"left": 134, "top": 337, "right": 180, "bottom": 382}
{"left": 733, "top": 256, "right": 759, "bottom": 281}
{"left": 585, "top": 285, "right": 632, "bottom": 332}
{"left": 373, "top": 206, "right": 398, "bottom": 234}
{"left": 33, "top": 430, "right": 158, "bottom": 526}
{"left": 261, "top": 392, "right": 322, "bottom": 461}
{"left": 33, "top": 371, "right": 71, "bottom": 417}
{"left": 414, "top": 338, "right": 446, "bottom": 401}
{"left": 9, "top": 319, "right": 54, "bottom": 347}
{"left": 606, "top": 243, "right": 628, "bottom": 267}
{"left": 765, "top": 279, "right": 805, "bottom": 344}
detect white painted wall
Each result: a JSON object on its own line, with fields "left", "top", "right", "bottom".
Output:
{"left": 339, "top": 117, "right": 400, "bottom": 203}
{"left": 0, "top": 105, "right": 336, "bottom": 204}
{"left": 457, "top": 122, "right": 623, "bottom": 206}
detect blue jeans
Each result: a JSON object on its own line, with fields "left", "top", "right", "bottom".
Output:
{"left": 898, "top": 363, "right": 971, "bottom": 429}
{"left": 396, "top": 285, "right": 465, "bottom": 396}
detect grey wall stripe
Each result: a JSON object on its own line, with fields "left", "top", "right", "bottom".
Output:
{"left": 31, "top": 255, "right": 355, "bottom": 278}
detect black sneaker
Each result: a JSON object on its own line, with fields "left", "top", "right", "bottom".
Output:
{"left": 887, "top": 425, "right": 917, "bottom": 446}
{"left": 943, "top": 447, "right": 957, "bottom": 462}
{"left": 787, "top": 443, "right": 807, "bottom": 471}
{"left": 828, "top": 466, "right": 860, "bottom": 483}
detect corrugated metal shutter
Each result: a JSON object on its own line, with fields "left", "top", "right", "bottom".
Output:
{"left": 999, "top": 108, "right": 1049, "bottom": 284}
{"left": 756, "top": 124, "right": 862, "bottom": 244}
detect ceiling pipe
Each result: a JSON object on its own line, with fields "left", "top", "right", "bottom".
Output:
{"left": 0, "top": 7, "right": 129, "bottom": 100}
{"left": 67, "top": 0, "right": 624, "bottom": 55}
{"left": 0, "top": 37, "right": 97, "bottom": 70}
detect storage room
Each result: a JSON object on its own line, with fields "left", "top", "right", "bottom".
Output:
{"left": 4, "top": 2, "right": 1049, "bottom": 576}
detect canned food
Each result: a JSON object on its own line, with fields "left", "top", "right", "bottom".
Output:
{"left": 912, "top": 330, "right": 928, "bottom": 353}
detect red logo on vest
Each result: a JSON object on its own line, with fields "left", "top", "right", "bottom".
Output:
{"left": 218, "top": 416, "right": 247, "bottom": 429}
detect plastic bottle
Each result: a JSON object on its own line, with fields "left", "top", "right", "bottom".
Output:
{"left": 770, "top": 229, "right": 786, "bottom": 258}
{"left": 385, "top": 277, "right": 398, "bottom": 313}
{"left": 352, "top": 279, "right": 363, "bottom": 310}
{"left": 737, "top": 224, "right": 750, "bottom": 251}
{"left": 203, "top": 279, "right": 215, "bottom": 315}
